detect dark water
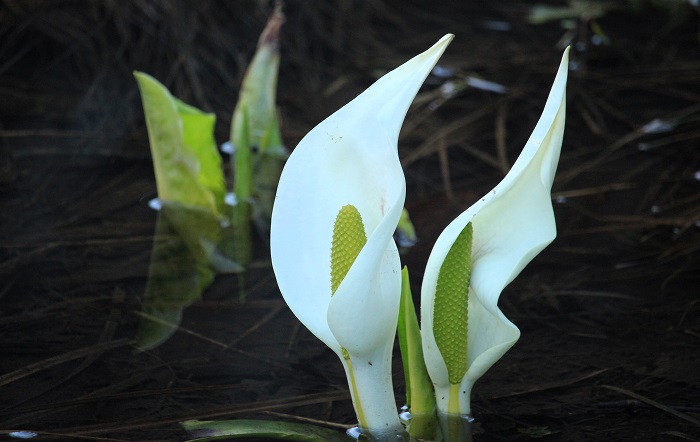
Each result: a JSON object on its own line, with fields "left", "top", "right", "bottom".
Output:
{"left": 2, "top": 2, "right": 700, "bottom": 441}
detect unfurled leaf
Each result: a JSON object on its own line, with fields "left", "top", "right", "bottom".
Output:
{"left": 135, "top": 71, "right": 225, "bottom": 214}
{"left": 230, "top": 3, "right": 288, "bottom": 237}
{"left": 397, "top": 267, "right": 437, "bottom": 439}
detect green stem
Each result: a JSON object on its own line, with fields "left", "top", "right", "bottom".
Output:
{"left": 447, "top": 383, "right": 461, "bottom": 415}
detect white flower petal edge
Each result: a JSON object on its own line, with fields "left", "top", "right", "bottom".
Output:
{"left": 271, "top": 34, "right": 454, "bottom": 434}
{"left": 421, "top": 47, "right": 569, "bottom": 416}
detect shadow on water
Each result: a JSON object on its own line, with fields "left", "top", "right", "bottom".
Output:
{"left": 1, "top": 1, "right": 700, "bottom": 440}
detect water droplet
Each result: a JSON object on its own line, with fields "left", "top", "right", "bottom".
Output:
{"left": 693, "top": 171, "right": 700, "bottom": 181}
{"left": 637, "top": 143, "right": 650, "bottom": 151}
{"left": 148, "top": 198, "right": 162, "bottom": 211}
{"left": 220, "top": 141, "right": 234, "bottom": 154}
{"left": 346, "top": 427, "right": 363, "bottom": 440}
{"left": 555, "top": 195, "right": 568, "bottom": 204}
{"left": 650, "top": 205, "right": 661, "bottom": 214}
{"left": 225, "top": 192, "right": 238, "bottom": 207}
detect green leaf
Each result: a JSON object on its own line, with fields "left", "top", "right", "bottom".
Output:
{"left": 260, "top": 110, "right": 285, "bottom": 156}
{"left": 251, "top": 112, "right": 288, "bottom": 236}
{"left": 230, "top": 4, "right": 282, "bottom": 154}
{"left": 134, "top": 71, "right": 225, "bottom": 214}
{"left": 177, "top": 99, "right": 226, "bottom": 211}
{"left": 230, "top": 4, "right": 288, "bottom": 236}
{"left": 228, "top": 108, "right": 253, "bottom": 292}
{"left": 221, "top": 110, "right": 254, "bottom": 294}
{"left": 219, "top": 200, "right": 253, "bottom": 300}
{"left": 397, "top": 267, "right": 437, "bottom": 439}
{"left": 233, "top": 107, "right": 254, "bottom": 202}
{"left": 182, "top": 419, "right": 352, "bottom": 442}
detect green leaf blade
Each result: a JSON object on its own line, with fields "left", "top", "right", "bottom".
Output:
{"left": 398, "top": 267, "right": 437, "bottom": 439}
{"left": 134, "top": 71, "right": 224, "bottom": 214}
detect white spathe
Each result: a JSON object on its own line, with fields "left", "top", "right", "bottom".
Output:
{"left": 421, "top": 47, "right": 570, "bottom": 416}
{"left": 271, "top": 34, "right": 454, "bottom": 434}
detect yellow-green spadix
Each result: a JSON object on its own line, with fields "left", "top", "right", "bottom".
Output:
{"left": 271, "top": 34, "right": 454, "bottom": 437}
{"left": 421, "top": 47, "right": 570, "bottom": 416}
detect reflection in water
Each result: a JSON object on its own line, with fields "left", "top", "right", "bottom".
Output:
{"left": 135, "top": 203, "right": 241, "bottom": 351}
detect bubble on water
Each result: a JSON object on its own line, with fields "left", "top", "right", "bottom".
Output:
{"left": 148, "top": 198, "right": 162, "bottom": 211}
{"left": 220, "top": 141, "right": 234, "bottom": 154}
{"left": 399, "top": 405, "right": 411, "bottom": 423}
{"left": 225, "top": 192, "right": 238, "bottom": 207}
{"left": 346, "top": 426, "right": 406, "bottom": 441}
{"left": 346, "top": 427, "right": 363, "bottom": 440}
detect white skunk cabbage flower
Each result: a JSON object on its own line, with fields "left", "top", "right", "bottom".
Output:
{"left": 421, "top": 48, "right": 569, "bottom": 417}
{"left": 271, "top": 35, "right": 453, "bottom": 436}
